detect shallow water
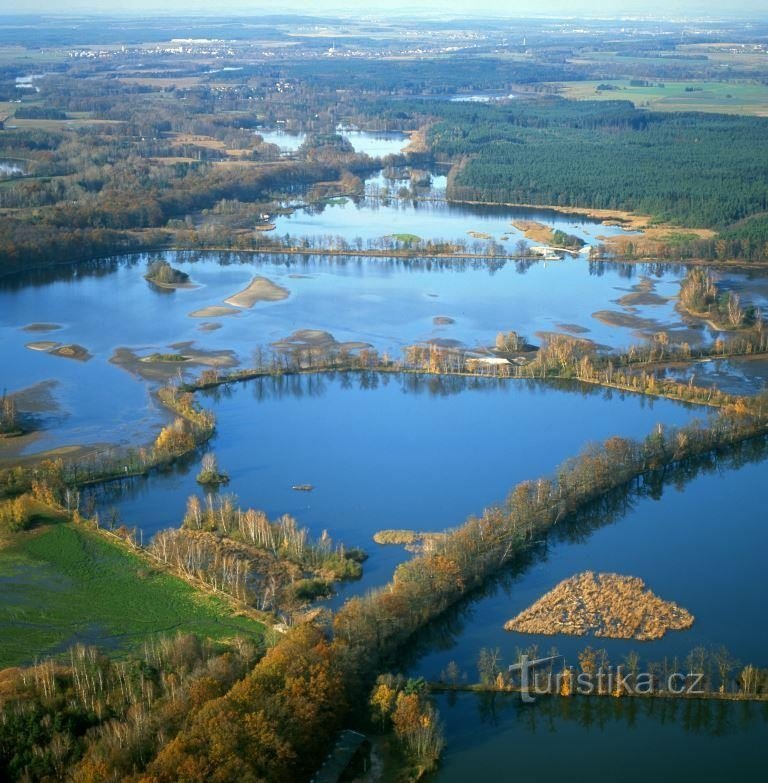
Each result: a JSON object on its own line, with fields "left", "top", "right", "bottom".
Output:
{"left": 0, "top": 250, "right": 705, "bottom": 457}
{"left": 663, "top": 357, "right": 768, "bottom": 396}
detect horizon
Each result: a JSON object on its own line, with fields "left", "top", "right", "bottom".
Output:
{"left": 2, "top": 1, "right": 767, "bottom": 22}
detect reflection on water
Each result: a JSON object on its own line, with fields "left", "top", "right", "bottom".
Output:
{"left": 663, "top": 357, "right": 768, "bottom": 396}
{"left": 434, "top": 692, "right": 768, "bottom": 782}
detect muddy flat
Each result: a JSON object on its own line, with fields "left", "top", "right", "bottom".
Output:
{"left": 592, "top": 310, "right": 663, "bottom": 331}
{"left": 21, "top": 323, "right": 63, "bottom": 333}
{"left": 555, "top": 323, "right": 591, "bottom": 335}
{"left": 188, "top": 305, "right": 240, "bottom": 318}
{"left": 615, "top": 278, "right": 669, "bottom": 308}
{"left": 224, "top": 275, "right": 289, "bottom": 308}
{"left": 272, "top": 329, "right": 371, "bottom": 353}
{"left": 111, "top": 345, "right": 237, "bottom": 381}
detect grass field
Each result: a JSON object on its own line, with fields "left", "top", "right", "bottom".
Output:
{"left": 555, "top": 79, "right": 768, "bottom": 116}
{"left": 0, "top": 516, "right": 263, "bottom": 668}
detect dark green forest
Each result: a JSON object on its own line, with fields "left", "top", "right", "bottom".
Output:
{"left": 420, "top": 99, "right": 768, "bottom": 231}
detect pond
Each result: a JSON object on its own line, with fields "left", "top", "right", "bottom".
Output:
{"left": 88, "top": 373, "right": 703, "bottom": 602}
{"left": 271, "top": 190, "right": 637, "bottom": 253}
{"left": 255, "top": 128, "right": 408, "bottom": 157}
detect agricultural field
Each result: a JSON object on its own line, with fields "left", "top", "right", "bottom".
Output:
{"left": 555, "top": 79, "right": 768, "bottom": 115}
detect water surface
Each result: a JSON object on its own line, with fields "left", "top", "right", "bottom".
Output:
{"left": 434, "top": 693, "right": 768, "bottom": 782}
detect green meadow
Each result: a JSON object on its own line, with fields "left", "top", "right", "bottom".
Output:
{"left": 0, "top": 518, "right": 263, "bottom": 668}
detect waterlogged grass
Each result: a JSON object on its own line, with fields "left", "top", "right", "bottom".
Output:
{"left": 0, "top": 520, "right": 263, "bottom": 667}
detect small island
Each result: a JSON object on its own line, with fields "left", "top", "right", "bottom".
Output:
{"left": 373, "top": 529, "right": 446, "bottom": 553}
{"left": 504, "top": 571, "right": 694, "bottom": 641}
{"left": 195, "top": 452, "right": 230, "bottom": 486}
{"left": 144, "top": 259, "right": 191, "bottom": 288}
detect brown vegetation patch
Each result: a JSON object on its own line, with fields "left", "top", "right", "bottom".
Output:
{"left": 602, "top": 225, "right": 715, "bottom": 257}
{"left": 373, "top": 529, "right": 446, "bottom": 554}
{"left": 224, "top": 275, "right": 289, "bottom": 308}
{"left": 50, "top": 344, "right": 91, "bottom": 361}
{"left": 510, "top": 220, "right": 556, "bottom": 245}
{"left": 403, "top": 126, "right": 430, "bottom": 154}
{"left": 534, "top": 331, "right": 598, "bottom": 349}
{"left": 504, "top": 571, "right": 694, "bottom": 641}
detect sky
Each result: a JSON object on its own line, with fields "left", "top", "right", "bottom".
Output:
{"left": 3, "top": 1, "right": 767, "bottom": 19}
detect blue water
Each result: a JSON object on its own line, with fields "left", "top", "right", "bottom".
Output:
{"left": 0, "top": 250, "right": 703, "bottom": 456}
{"left": 434, "top": 693, "right": 768, "bottom": 782}
{"left": 91, "top": 374, "right": 703, "bottom": 601}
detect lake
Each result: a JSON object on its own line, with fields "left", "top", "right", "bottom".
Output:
{"left": 0, "top": 249, "right": 708, "bottom": 457}
{"left": 3, "top": 236, "right": 767, "bottom": 458}
{"left": 407, "top": 442, "right": 768, "bottom": 677}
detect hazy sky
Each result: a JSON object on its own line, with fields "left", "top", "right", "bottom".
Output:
{"left": 4, "top": 1, "right": 767, "bottom": 19}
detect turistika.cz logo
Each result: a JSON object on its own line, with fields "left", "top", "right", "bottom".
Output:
{"left": 510, "top": 654, "right": 706, "bottom": 703}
